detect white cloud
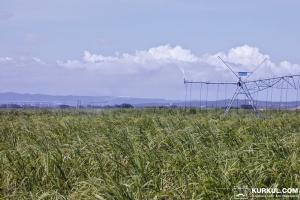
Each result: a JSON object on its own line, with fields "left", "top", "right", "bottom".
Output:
{"left": 58, "top": 45, "right": 199, "bottom": 74}
{"left": 2, "top": 45, "right": 300, "bottom": 99}
{"left": 57, "top": 60, "right": 84, "bottom": 69}
{"left": 32, "top": 57, "right": 45, "bottom": 64}
{"left": 198, "top": 45, "right": 300, "bottom": 80}
{"left": 83, "top": 51, "right": 118, "bottom": 63}
{"left": 225, "top": 45, "right": 269, "bottom": 66}
{"left": 0, "top": 57, "right": 12, "bottom": 62}
{"left": 82, "top": 45, "right": 198, "bottom": 64}
{"left": 57, "top": 44, "right": 300, "bottom": 81}
{"left": 199, "top": 45, "right": 270, "bottom": 71}
{"left": 129, "top": 45, "right": 198, "bottom": 63}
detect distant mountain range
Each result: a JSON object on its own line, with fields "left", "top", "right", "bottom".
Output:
{"left": 0, "top": 92, "right": 299, "bottom": 109}
{"left": 0, "top": 92, "right": 179, "bottom": 107}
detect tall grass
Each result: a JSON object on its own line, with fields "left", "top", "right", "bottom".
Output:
{"left": 0, "top": 109, "right": 300, "bottom": 199}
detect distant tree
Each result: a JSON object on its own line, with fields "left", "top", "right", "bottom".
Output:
{"left": 241, "top": 104, "right": 255, "bottom": 109}
{"left": 58, "top": 104, "right": 73, "bottom": 109}
{"left": 121, "top": 103, "right": 134, "bottom": 108}
{"left": 116, "top": 103, "right": 134, "bottom": 108}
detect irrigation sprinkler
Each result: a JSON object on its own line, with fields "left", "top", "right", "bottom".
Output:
{"left": 184, "top": 57, "right": 300, "bottom": 117}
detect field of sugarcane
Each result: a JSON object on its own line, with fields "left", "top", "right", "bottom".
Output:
{"left": 1, "top": 109, "right": 300, "bottom": 199}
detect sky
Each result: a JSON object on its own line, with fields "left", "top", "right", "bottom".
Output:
{"left": 1, "top": 0, "right": 300, "bottom": 99}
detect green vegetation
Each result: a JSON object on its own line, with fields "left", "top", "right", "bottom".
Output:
{"left": 1, "top": 109, "right": 300, "bottom": 199}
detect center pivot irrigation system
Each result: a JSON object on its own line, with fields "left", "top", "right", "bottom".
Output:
{"left": 184, "top": 56, "right": 300, "bottom": 117}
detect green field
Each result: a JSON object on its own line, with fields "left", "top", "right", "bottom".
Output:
{"left": 1, "top": 109, "right": 300, "bottom": 199}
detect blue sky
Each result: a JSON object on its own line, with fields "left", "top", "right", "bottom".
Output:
{"left": 1, "top": 0, "right": 300, "bottom": 99}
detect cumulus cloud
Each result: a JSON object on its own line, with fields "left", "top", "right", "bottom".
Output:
{"left": 59, "top": 45, "right": 199, "bottom": 73}
{"left": 198, "top": 45, "right": 266, "bottom": 69}
{"left": 82, "top": 45, "right": 198, "bottom": 64}
{"left": 57, "top": 44, "right": 300, "bottom": 81}
{"left": 1, "top": 45, "right": 300, "bottom": 98}
{"left": 129, "top": 45, "right": 198, "bottom": 63}
{"left": 83, "top": 51, "right": 118, "bottom": 63}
